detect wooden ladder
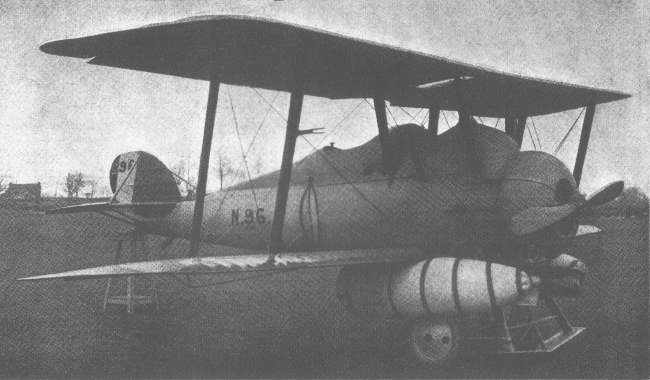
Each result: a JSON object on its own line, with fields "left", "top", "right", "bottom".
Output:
{"left": 103, "top": 231, "right": 158, "bottom": 314}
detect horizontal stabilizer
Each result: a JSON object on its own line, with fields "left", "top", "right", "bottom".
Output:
{"left": 46, "top": 201, "right": 179, "bottom": 215}
{"left": 18, "top": 247, "right": 423, "bottom": 281}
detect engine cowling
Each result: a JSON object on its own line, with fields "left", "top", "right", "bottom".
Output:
{"left": 336, "top": 258, "right": 533, "bottom": 320}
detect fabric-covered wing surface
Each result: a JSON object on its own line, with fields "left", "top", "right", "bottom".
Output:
{"left": 18, "top": 247, "right": 424, "bottom": 281}
{"left": 45, "top": 202, "right": 180, "bottom": 215}
{"left": 40, "top": 15, "right": 629, "bottom": 117}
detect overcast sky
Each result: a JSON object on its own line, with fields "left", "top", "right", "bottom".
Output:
{"left": 1, "top": 0, "right": 647, "bottom": 196}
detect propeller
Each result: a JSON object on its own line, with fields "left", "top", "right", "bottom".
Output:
{"left": 510, "top": 203, "right": 577, "bottom": 236}
{"left": 510, "top": 180, "right": 624, "bottom": 236}
{"left": 516, "top": 254, "right": 587, "bottom": 305}
{"left": 583, "top": 180, "right": 625, "bottom": 208}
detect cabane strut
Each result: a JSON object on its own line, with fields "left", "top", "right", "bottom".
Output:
{"left": 373, "top": 98, "right": 392, "bottom": 174}
{"left": 428, "top": 101, "right": 440, "bottom": 141}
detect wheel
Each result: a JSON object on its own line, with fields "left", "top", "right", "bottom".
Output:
{"left": 408, "top": 319, "right": 460, "bottom": 367}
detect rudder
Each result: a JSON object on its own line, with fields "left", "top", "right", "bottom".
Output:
{"left": 109, "top": 151, "right": 181, "bottom": 204}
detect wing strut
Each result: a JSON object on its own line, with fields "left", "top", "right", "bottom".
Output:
{"left": 505, "top": 116, "right": 516, "bottom": 138}
{"left": 453, "top": 79, "right": 480, "bottom": 177}
{"left": 428, "top": 101, "right": 440, "bottom": 139}
{"left": 505, "top": 115, "right": 527, "bottom": 148}
{"left": 189, "top": 78, "right": 220, "bottom": 258}
{"left": 573, "top": 103, "right": 596, "bottom": 187}
{"left": 270, "top": 55, "right": 306, "bottom": 253}
{"left": 373, "top": 98, "right": 392, "bottom": 174}
{"left": 513, "top": 115, "right": 527, "bottom": 148}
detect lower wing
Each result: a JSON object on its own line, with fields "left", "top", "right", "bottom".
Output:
{"left": 46, "top": 201, "right": 179, "bottom": 214}
{"left": 18, "top": 247, "right": 424, "bottom": 281}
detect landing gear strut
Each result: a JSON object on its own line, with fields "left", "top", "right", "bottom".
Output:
{"left": 408, "top": 319, "right": 460, "bottom": 366}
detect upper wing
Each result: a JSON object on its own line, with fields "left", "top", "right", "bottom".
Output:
{"left": 40, "top": 15, "right": 629, "bottom": 117}
{"left": 18, "top": 247, "right": 424, "bottom": 281}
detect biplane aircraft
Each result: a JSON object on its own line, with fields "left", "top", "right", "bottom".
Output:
{"left": 21, "top": 15, "right": 630, "bottom": 366}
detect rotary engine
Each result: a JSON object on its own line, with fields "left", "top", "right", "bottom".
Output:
{"left": 336, "top": 258, "right": 534, "bottom": 320}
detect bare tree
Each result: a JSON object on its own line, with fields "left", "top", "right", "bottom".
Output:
{"left": 254, "top": 157, "right": 264, "bottom": 175}
{"left": 172, "top": 160, "right": 197, "bottom": 198}
{"left": 64, "top": 172, "right": 86, "bottom": 198}
{"left": 216, "top": 154, "right": 235, "bottom": 190}
{"left": 0, "top": 174, "right": 11, "bottom": 192}
{"left": 171, "top": 160, "right": 186, "bottom": 187}
{"left": 86, "top": 180, "right": 97, "bottom": 198}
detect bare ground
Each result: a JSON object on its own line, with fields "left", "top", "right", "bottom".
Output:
{"left": 0, "top": 210, "right": 647, "bottom": 378}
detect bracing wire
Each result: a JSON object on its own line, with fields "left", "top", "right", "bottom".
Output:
{"left": 406, "top": 107, "right": 425, "bottom": 125}
{"left": 526, "top": 121, "right": 537, "bottom": 150}
{"left": 256, "top": 92, "right": 389, "bottom": 218}
{"left": 441, "top": 110, "right": 452, "bottom": 130}
{"left": 226, "top": 87, "right": 272, "bottom": 250}
{"left": 553, "top": 108, "right": 585, "bottom": 155}
{"left": 385, "top": 106, "right": 398, "bottom": 127}
{"left": 212, "top": 90, "right": 277, "bottom": 213}
{"left": 399, "top": 106, "right": 427, "bottom": 126}
{"left": 530, "top": 117, "right": 542, "bottom": 150}
{"left": 398, "top": 106, "right": 415, "bottom": 120}
{"left": 208, "top": 90, "right": 279, "bottom": 243}
{"left": 226, "top": 86, "right": 262, "bottom": 210}
{"left": 313, "top": 99, "right": 364, "bottom": 148}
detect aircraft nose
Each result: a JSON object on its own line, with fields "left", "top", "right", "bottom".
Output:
{"left": 518, "top": 270, "right": 540, "bottom": 293}
{"left": 550, "top": 254, "right": 587, "bottom": 275}
{"left": 551, "top": 254, "right": 587, "bottom": 286}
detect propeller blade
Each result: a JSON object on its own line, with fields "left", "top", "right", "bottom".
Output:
{"left": 510, "top": 204, "right": 578, "bottom": 235}
{"left": 576, "top": 224, "right": 601, "bottom": 236}
{"left": 582, "top": 180, "right": 624, "bottom": 209}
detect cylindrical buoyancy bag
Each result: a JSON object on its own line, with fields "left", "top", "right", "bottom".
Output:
{"left": 336, "top": 258, "right": 532, "bottom": 320}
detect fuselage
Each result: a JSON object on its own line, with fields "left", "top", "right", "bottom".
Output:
{"left": 125, "top": 121, "right": 578, "bottom": 258}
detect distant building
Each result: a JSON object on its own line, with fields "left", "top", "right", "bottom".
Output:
{"left": 0, "top": 183, "right": 41, "bottom": 201}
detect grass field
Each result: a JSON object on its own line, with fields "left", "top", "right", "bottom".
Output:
{"left": 0, "top": 209, "right": 647, "bottom": 378}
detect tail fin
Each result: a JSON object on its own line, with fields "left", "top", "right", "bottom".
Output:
{"left": 109, "top": 151, "right": 181, "bottom": 204}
